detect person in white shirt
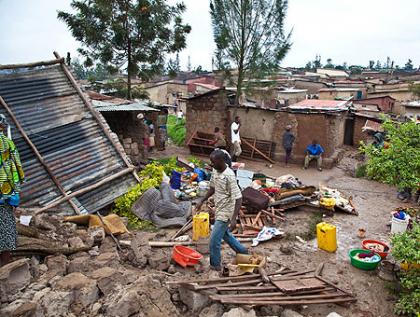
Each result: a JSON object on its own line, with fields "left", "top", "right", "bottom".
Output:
{"left": 176, "top": 109, "right": 184, "bottom": 124}
{"left": 230, "top": 116, "right": 242, "bottom": 161}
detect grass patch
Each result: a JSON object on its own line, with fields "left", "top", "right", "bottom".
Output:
{"left": 167, "top": 115, "right": 186, "bottom": 146}
{"left": 355, "top": 163, "right": 367, "bottom": 178}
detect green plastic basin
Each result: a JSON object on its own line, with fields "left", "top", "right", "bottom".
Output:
{"left": 349, "top": 249, "right": 381, "bottom": 271}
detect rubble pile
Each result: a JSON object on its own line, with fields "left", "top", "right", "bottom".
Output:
{"left": 0, "top": 216, "right": 182, "bottom": 317}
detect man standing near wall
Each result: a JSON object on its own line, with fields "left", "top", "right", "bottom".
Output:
{"left": 230, "top": 116, "right": 242, "bottom": 162}
{"left": 282, "top": 125, "right": 295, "bottom": 166}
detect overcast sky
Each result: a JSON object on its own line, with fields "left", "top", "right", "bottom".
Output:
{"left": 1, "top": 0, "right": 419, "bottom": 70}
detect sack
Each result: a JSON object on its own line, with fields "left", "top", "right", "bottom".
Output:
{"left": 241, "top": 187, "right": 269, "bottom": 210}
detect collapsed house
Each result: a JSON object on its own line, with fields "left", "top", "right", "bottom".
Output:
{"left": 0, "top": 55, "right": 138, "bottom": 215}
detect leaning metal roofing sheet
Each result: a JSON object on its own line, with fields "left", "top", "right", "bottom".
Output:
{"left": 0, "top": 63, "right": 136, "bottom": 213}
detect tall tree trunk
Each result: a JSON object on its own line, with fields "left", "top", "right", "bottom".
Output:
{"left": 127, "top": 38, "right": 132, "bottom": 100}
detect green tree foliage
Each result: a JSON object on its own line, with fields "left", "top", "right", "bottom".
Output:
{"left": 368, "top": 60, "right": 375, "bottom": 69}
{"left": 313, "top": 54, "right": 322, "bottom": 69}
{"left": 71, "top": 58, "right": 112, "bottom": 81}
{"left": 102, "top": 79, "right": 150, "bottom": 99}
{"left": 167, "top": 114, "right": 186, "bottom": 146}
{"left": 360, "top": 119, "right": 420, "bottom": 190}
{"left": 304, "top": 61, "right": 313, "bottom": 71}
{"left": 58, "top": 0, "right": 191, "bottom": 99}
{"left": 405, "top": 59, "right": 414, "bottom": 71}
{"left": 166, "top": 53, "right": 181, "bottom": 78}
{"left": 210, "top": 0, "right": 291, "bottom": 105}
{"left": 324, "top": 58, "right": 334, "bottom": 68}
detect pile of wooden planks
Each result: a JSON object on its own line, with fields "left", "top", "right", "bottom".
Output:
{"left": 167, "top": 265, "right": 356, "bottom": 307}
{"left": 233, "top": 207, "right": 285, "bottom": 237}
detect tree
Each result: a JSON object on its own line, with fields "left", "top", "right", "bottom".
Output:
{"left": 304, "top": 61, "right": 313, "bottom": 71}
{"left": 58, "top": 0, "right": 191, "bottom": 99}
{"left": 313, "top": 54, "right": 322, "bottom": 68}
{"left": 193, "top": 65, "right": 206, "bottom": 74}
{"left": 70, "top": 58, "right": 110, "bottom": 81}
{"left": 166, "top": 53, "right": 181, "bottom": 78}
{"left": 375, "top": 60, "right": 382, "bottom": 69}
{"left": 210, "top": 0, "right": 291, "bottom": 105}
{"left": 325, "top": 58, "right": 334, "bottom": 68}
{"left": 361, "top": 119, "right": 420, "bottom": 191}
{"left": 404, "top": 59, "right": 414, "bottom": 71}
{"left": 369, "top": 60, "right": 375, "bottom": 69}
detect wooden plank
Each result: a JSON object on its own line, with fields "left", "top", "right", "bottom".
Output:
{"left": 0, "top": 58, "right": 64, "bottom": 70}
{"left": 242, "top": 138, "right": 275, "bottom": 164}
{"left": 217, "top": 295, "right": 355, "bottom": 305}
{"left": 251, "top": 138, "right": 257, "bottom": 159}
{"left": 271, "top": 277, "right": 326, "bottom": 293}
{"left": 192, "top": 278, "right": 263, "bottom": 290}
{"left": 212, "top": 287, "right": 336, "bottom": 299}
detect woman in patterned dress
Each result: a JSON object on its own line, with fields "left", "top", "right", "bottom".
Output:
{"left": 0, "top": 114, "right": 25, "bottom": 267}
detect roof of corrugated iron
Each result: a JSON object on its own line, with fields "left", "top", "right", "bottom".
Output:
{"left": 0, "top": 63, "right": 136, "bottom": 214}
{"left": 288, "top": 99, "right": 350, "bottom": 111}
{"left": 92, "top": 100, "right": 159, "bottom": 112}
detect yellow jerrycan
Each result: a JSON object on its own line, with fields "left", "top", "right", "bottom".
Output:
{"left": 192, "top": 212, "right": 210, "bottom": 241}
{"left": 316, "top": 222, "right": 337, "bottom": 252}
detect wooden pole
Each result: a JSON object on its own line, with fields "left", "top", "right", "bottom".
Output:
{"left": 242, "top": 138, "right": 275, "bottom": 164}
{"left": 53, "top": 52, "right": 141, "bottom": 184}
{"left": 0, "top": 96, "right": 82, "bottom": 215}
{"left": 35, "top": 167, "right": 134, "bottom": 214}
{"left": 0, "top": 58, "right": 64, "bottom": 70}
{"left": 96, "top": 212, "right": 122, "bottom": 251}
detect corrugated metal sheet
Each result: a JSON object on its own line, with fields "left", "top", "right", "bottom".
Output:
{"left": 92, "top": 100, "right": 159, "bottom": 112}
{"left": 0, "top": 64, "right": 137, "bottom": 213}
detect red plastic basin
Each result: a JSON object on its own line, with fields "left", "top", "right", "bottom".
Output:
{"left": 362, "top": 239, "right": 390, "bottom": 259}
{"left": 172, "top": 245, "right": 203, "bottom": 268}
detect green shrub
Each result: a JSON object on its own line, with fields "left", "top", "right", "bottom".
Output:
{"left": 167, "top": 114, "right": 186, "bottom": 146}
{"left": 391, "top": 223, "right": 420, "bottom": 316}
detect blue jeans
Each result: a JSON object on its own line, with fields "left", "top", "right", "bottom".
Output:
{"left": 210, "top": 220, "right": 248, "bottom": 269}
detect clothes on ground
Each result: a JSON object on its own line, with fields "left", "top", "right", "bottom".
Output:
{"left": 210, "top": 220, "right": 248, "bottom": 268}
{"left": 214, "top": 131, "right": 227, "bottom": 148}
{"left": 252, "top": 226, "right": 284, "bottom": 246}
{"left": 353, "top": 252, "right": 381, "bottom": 263}
{"left": 231, "top": 122, "right": 240, "bottom": 143}
{"left": 282, "top": 131, "right": 295, "bottom": 150}
{"left": 0, "top": 205, "right": 17, "bottom": 252}
{"left": 209, "top": 167, "right": 242, "bottom": 222}
{"left": 306, "top": 143, "right": 324, "bottom": 156}
{"left": 131, "top": 182, "right": 191, "bottom": 228}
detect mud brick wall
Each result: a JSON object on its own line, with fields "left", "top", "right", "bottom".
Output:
{"left": 185, "top": 91, "right": 229, "bottom": 143}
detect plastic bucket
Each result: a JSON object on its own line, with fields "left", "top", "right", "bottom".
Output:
{"left": 391, "top": 216, "right": 408, "bottom": 234}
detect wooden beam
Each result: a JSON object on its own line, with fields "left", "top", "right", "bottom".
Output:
{"left": 242, "top": 138, "right": 275, "bottom": 164}
{"left": 0, "top": 96, "right": 82, "bottom": 215}
{"left": 53, "top": 51, "right": 141, "bottom": 184}
{"left": 34, "top": 167, "right": 135, "bottom": 214}
{"left": 0, "top": 58, "right": 64, "bottom": 70}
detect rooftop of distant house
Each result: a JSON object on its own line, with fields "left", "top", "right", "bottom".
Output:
{"left": 288, "top": 99, "right": 350, "bottom": 112}
{"left": 319, "top": 87, "right": 361, "bottom": 92}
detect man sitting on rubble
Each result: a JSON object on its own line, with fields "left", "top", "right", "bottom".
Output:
{"left": 303, "top": 139, "right": 324, "bottom": 171}
{"left": 195, "top": 150, "right": 248, "bottom": 273}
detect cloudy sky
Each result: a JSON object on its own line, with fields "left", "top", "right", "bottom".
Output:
{"left": 1, "top": 0, "right": 419, "bottom": 70}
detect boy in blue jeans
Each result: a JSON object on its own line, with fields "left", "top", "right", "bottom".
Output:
{"left": 195, "top": 150, "right": 248, "bottom": 271}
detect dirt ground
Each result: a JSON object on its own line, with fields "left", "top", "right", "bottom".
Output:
{"left": 151, "top": 145, "right": 410, "bottom": 317}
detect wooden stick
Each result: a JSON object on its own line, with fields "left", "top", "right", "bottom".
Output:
{"left": 253, "top": 211, "right": 262, "bottom": 225}
{"left": 35, "top": 167, "right": 134, "bottom": 214}
{"left": 0, "top": 96, "right": 82, "bottom": 215}
{"left": 217, "top": 296, "right": 356, "bottom": 305}
{"left": 315, "top": 276, "right": 353, "bottom": 297}
{"left": 261, "top": 210, "right": 284, "bottom": 221}
{"left": 170, "top": 218, "right": 192, "bottom": 241}
{"left": 217, "top": 286, "right": 277, "bottom": 292}
{"left": 0, "top": 58, "right": 64, "bottom": 70}
{"left": 217, "top": 293, "right": 353, "bottom": 303}
{"left": 53, "top": 51, "right": 141, "bottom": 184}
{"left": 150, "top": 237, "right": 254, "bottom": 247}
{"left": 211, "top": 287, "right": 336, "bottom": 299}
{"left": 242, "top": 138, "right": 275, "bottom": 164}
{"left": 192, "top": 278, "right": 263, "bottom": 290}
{"left": 166, "top": 273, "right": 260, "bottom": 285}
{"left": 315, "top": 262, "right": 325, "bottom": 277}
